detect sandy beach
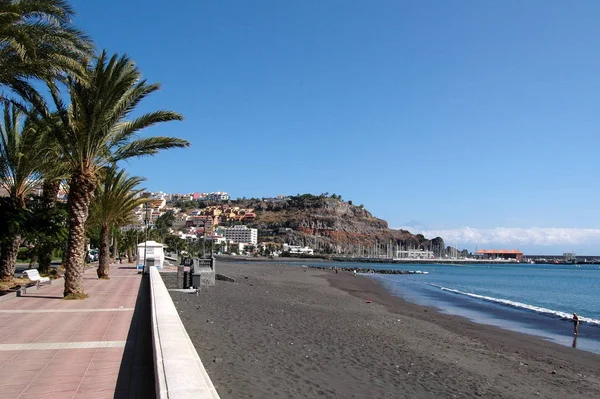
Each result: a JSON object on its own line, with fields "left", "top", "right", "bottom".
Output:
{"left": 170, "top": 260, "right": 600, "bottom": 398}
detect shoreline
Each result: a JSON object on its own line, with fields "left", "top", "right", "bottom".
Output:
{"left": 328, "top": 268, "right": 600, "bottom": 362}
{"left": 173, "top": 259, "right": 600, "bottom": 398}
{"left": 222, "top": 256, "right": 600, "bottom": 351}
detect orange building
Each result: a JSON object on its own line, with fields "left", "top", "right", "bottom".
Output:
{"left": 475, "top": 249, "right": 523, "bottom": 261}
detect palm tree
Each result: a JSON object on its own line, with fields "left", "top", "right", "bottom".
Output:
{"left": 36, "top": 51, "right": 188, "bottom": 298}
{"left": 122, "top": 228, "right": 139, "bottom": 264}
{"left": 0, "top": 0, "right": 93, "bottom": 99}
{"left": 89, "top": 167, "right": 147, "bottom": 279}
{"left": 0, "top": 104, "right": 47, "bottom": 281}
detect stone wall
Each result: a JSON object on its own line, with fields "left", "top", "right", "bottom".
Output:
{"left": 159, "top": 272, "right": 181, "bottom": 289}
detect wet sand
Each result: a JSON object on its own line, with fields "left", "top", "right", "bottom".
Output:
{"left": 171, "top": 260, "right": 600, "bottom": 398}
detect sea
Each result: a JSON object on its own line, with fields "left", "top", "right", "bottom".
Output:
{"left": 288, "top": 261, "right": 600, "bottom": 353}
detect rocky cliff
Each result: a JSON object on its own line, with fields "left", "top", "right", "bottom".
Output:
{"left": 233, "top": 195, "right": 445, "bottom": 256}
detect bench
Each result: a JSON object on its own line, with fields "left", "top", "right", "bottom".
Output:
{"left": 23, "top": 269, "right": 51, "bottom": 290}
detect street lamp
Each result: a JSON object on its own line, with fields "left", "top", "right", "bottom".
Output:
{"left": 143, "top": 201, "right": 150, "bottom": 274}
{"left": 202, "top": 222, "right": 206, "bottom": 258}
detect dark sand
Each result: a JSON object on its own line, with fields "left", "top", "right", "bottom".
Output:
{"left": 171, "top": 260, "right": 600, "bottom": 398}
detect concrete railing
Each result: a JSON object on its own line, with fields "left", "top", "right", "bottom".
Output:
{"left": 149, "top": 266, "right": 220, "bottom": 398}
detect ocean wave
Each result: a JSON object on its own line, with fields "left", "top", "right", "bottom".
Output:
{"left": 426, "top": 283, "right": 600, "bottom": 326}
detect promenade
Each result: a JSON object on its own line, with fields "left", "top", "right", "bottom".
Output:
{"left": 0, "top": 264, "right": 152, "bottom": 399}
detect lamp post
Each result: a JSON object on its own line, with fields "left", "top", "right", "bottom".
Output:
{"left": 202, "top": 221, "right": 206, "bottom": 258}
{"left": 143, "top": 201, "right": 149, "bottom": 274}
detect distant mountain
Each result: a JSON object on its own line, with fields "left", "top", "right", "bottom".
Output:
{"left": 232, "top": 195, "right": 446, "bottom": 255}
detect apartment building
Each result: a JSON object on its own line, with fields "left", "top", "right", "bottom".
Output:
{"left": 217, "top": 225, "right": 257, "bottom": 244}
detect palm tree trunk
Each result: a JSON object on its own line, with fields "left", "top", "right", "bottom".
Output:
{"left": 37, "top": 242, "right": 53, "bottom": 274}
{"left": 127, "top": 247, "right": 133, "bottom": 263}
{"left": 0, "top": 234, "right": 21, "bottom": 282}
{"left": 64, "top": 170, "right": 96, "bottom": 298}
{"left": 114, "top": 235, "right": 119, "bottom": 263}
{"left": 97, "top": 224, "right": 111, "bottom": 279}
{"left": 38, "top": 180, "right": 61, "bottom": 274}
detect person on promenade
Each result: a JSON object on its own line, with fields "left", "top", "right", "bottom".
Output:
{"left": 573, "top": 313, "right": 580, "bottom": 336}
{"left": 353, "top": 269, "right": 357, "bottom": 277}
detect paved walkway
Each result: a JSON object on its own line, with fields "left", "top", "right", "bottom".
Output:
{"left": 0, "top": 264, "right": 152, "bottom": 399}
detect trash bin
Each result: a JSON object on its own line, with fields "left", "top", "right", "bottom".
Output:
{"left": 192, "top": 273, "right": 201, "bottom": 289}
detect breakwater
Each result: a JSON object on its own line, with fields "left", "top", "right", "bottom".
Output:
{"left": 302, "top": 264, "right": 429, "bottom": 275}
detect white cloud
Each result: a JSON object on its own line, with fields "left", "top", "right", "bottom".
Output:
{"left": 397, "top": 226, "right": 600, "bottom": 247}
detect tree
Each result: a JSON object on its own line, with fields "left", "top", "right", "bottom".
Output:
{"left": 36, "top": 179, "right": 65, "bottom": 272}
{"left": 164, "top": 234, "right": 186, "bottom": 259}
{"left": 0, "top": 104, "right": 47, "bottom": 281}
{"left": 35, "top": 51, "right": 189, "bottom": 298}
{"left": 88, "top": 167, "right": 148, "bottom": 279}
{"left": 122, "top": 228, "right": 140, "bottom": 263}
{"left": 154, "top": 210, "right": 174, "bottom": 242}
{"left": 0, "top": 0, "right": 93, "bottom": 101}
{"left": 23, "top": 194, "right": 68, "bottom": 274}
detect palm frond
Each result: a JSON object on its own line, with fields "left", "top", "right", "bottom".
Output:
{"left": 110, "top": 136, "right": 189, "bottom": 163}
{"left": 88, "top": 166, "right": 147, "bottom": 229}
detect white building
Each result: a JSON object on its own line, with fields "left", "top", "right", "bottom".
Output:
{"left": 283, "top": 243, "right": 314, "bottom": 255}
{"left": 206, "top": 191, "right": 230, "bottom": 201}
{"left": 395, "top": 249, "right": 434, "bottom": 259}
{"left": 219, "top": 225, "right": 257, "bottom": 244}
{"left": 171, "top": 193, "right": 193, "bottom": 202}
{"left": 177, "top": 232, "right": 198, "bottom": 243}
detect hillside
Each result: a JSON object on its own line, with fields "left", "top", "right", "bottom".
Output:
{"left": 230, "top": 194, "right": 445, "bottom": 255}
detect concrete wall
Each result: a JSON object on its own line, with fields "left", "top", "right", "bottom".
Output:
{"left": 149, "top": 266, "right": 220, "bottom": 398}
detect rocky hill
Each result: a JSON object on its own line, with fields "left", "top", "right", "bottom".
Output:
{"left": 231, "top": 194, "right": 445, "bottom": 256}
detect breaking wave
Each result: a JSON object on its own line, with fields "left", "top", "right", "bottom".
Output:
{"left": 426, "top": 283, "right": 600, "bottom": 326}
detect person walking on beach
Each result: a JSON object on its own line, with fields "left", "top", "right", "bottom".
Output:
{"left": 573, "top": 313, "right": 580, "bottom": 336}
{"left": 353, "top": 269, "right": 357, "bottom": 277}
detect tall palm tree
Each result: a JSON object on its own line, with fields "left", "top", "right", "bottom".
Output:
{"left": 37, "top": 51, "right": 188, "bottom": 298}
{"left": 88, "top": 167, "right": 148, "bottom": 279}
{"left": 0, "top": 0, "right": 93, "bottom": 99}
{"left": 0, "top": 104, "right": 47, "bottom": 281}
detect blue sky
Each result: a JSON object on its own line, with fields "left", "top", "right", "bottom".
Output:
{"left": 71, "top": 1, "right": 600, "bottom": 254}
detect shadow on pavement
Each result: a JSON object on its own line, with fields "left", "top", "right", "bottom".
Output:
{"left": 114, "top": 274, "right": 155, "bottom": 398}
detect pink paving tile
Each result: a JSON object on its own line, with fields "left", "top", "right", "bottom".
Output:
{"left": 78, "top": 372, "right": 119, "bottom": 386}
{"left": 3, "top": 363, "right": 48, "bottom": 374}
{"left": 30, "top": 375, "right": 85, "bottom": 387}
{"left": 100, "top": 334, "right": 128, "bottom": 343}
{"left": 19, "top": 389, "right": 79, "bottom": 399}
{"left": 75, "top": 387, "right": 116, "bottom": 399}
{"left": 52, "top": 348, "right": 97, "bottom": 362}
{"left": 0, "top": 387, "right": 29, "bottom": 397}
{"left": 0, "top": 381, "right": 30, "bottom": 393}
{"left": 67, "top": 334, "right": 109, "bottom": 342}
{"left": 20, "top": 378, "right": 81, "bottom": 393}
{"left": 86, "top": 361, "right": 122, "bottom": 372}
{"left": 41, "top": 363, "right": 89, "bottom": 378}
{"left": 90, "top": 348, "right": 125, "bottom": 362}
{"left": 0, "top": 351, "right": 17, "bottom": 365}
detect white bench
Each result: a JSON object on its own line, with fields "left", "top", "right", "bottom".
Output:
{"left": 23, "top": 269, "right": 51, "bottom": 290}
